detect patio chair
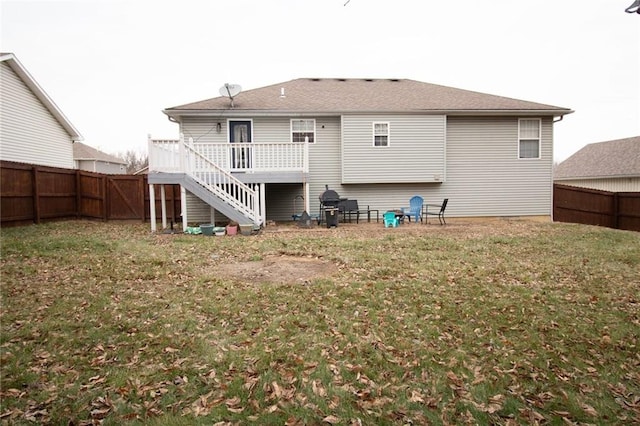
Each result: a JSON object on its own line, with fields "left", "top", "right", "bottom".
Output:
{"left": 402, "top": 196, "right": 424, "bottom": 223}
{"left": 340, "top": 199, "right": 379, "bottom": 223}
{"left": 383, "top": 211, "right": 399, "bottom": 228}
{"left": 424, "top": 198, "right": 448, "bottom": 225}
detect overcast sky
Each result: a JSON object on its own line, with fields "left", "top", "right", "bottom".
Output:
{"left": 2, "top": 0, "right": 639, "bottom": 161}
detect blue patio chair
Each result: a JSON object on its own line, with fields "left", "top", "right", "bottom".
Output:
{"left": 402, "top": 196, "right": 424, "bottom": 223}
{"left": 383, "top": 211, "right": 399, "bottom": 228}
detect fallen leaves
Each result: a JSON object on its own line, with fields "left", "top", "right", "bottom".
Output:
{"left": 1, "top": 221, "right": 639, "bottom": 424}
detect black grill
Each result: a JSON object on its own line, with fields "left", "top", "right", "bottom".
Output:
{"left": 319, "top": 188, "right": 341, "bottom": 207}
{"left": 319, "top": 186, "right": 341, "bottom": 228}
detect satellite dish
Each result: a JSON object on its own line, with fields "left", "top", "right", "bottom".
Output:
{"left": 219, "top": 83, "right": 242, "bottom": 107}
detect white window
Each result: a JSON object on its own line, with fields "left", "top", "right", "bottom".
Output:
{"left": 518, "top": 118, "right": 541, "bottom": 159}
{"left": 291, "top": 119, "right": 315, "bottom": 143}
{"left": 373, "top": 122, "right": 389, "bottom": 147}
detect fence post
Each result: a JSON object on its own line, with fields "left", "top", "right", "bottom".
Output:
{"left": 139, "top": 175, "right": 145, "bottom": 223}
{"left": 32, "top": 166, "right": 40, "bottom": 224}
{"left": 75, "top": 169, "right": 81, "bottom": 219}
{"left": 612, "top": 192, "right": 620, "bottom": 229}
{"left": 102, "top": 176, "right": 108, "bottom": 221}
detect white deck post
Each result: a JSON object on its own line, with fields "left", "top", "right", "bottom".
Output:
{"left": 179, "top": 133, "right": 186, "bottom": 173}
{"left": 304, "top": 182, "right": 310, "bottom": 214}
{"left": 260, "top": 183, "right": 266, "bottom": 226}
{"left": 303, "top": 140, "right": 311, "bottom": 216}
{"left": 180, "top": 185, "right": 187, "bottom": 232}
{"left": 160, "top": 185, "right": 167, "bottom": 229}
{"left": 149, "top": 184, "right": 157, "bottom": 232}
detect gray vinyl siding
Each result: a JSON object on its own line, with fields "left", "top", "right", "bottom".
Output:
{"left": 443, "top": 116, "right": 554, "bottom": 217}
{"left": 263, "top": 117, "right": 343, "bottom": 220}
{"left": 0, "top": 62, "right": 75, "bottom": 169}
{"left": 185, "top": 191, "right": 215, "bottom": 225}
{"left": 310, "top": 116, "right": 554, "bottom": 219}
{"left": 309, "top": 116, "right": 433, "bottom": 217}
{"left": 306, "top": 117, "right": 342, "bottom": 217}
{"left": 342, "top": 114, "right": 446, "bottom": 183}
{"left": 181, "top": 116, "right": 291, "bottom": 145}
{"left": 265, "top": 183, "right": 306, "bottom": 220}
{"left": 76, "top": 159, "right": 126, "bottom": 174}
{"left": 179, "top": 114, "right": 555, "bottom": 222}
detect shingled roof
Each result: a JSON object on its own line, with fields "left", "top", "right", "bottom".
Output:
{"left": 165, "top": 78, "right": 572, "bottom": 116}
{"left": 555, "top": 136, "right": 640, "bottom": 180}
{"left": 73, "top": 142, "right": 126, "bottom": 165}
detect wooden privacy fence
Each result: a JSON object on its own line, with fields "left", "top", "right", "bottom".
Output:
{"left": 554, "top": 184, "right": 640, "bottom": 232}
{"left": 0, "top": 161, "right": 181, "bottom": 227}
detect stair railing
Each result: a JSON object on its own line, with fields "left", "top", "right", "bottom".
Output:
{"left": 183, "top": 138, "right": 260, "bottom": 224}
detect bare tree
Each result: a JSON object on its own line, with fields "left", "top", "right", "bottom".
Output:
{"left": 120, "top": 150, "right": 149, "bottom": 174}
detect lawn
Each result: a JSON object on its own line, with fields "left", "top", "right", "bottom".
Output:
{"left": 1, "top": 220, "right": 639, "bottom": 425}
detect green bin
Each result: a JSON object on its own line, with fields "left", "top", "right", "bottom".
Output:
{"left": 200, "top": 224, "right": 214, "bottom": 236}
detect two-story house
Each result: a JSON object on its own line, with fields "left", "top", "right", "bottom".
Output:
{"left": 148, "top": 78, "right": 572, "bottom": 230}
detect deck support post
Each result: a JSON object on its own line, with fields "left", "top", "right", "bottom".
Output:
{"left": 180, "top": 185, "right": 188, "bottom": 232}
{"left": 160, "top": 185, "right": 167, "bottom": 229}
{"left": 303, "top": 182, "right": 310, "bottom": 215}
{"left": 259, "top": 183, "right": 266, "bottom": 226}
{"left": 149, "top": 184, "right": 157, "bottom": 232}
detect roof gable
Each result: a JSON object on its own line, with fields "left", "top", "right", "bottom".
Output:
{"left": 555, "top": 136, "right": 640, "bottom": 179}
{"left": 0, "top": 52, "right": 83, "bottom": 140}
{"left": 73, "top": 142, "right": 126, "bottom": 164}
{"left": 165, "top": 78, "right": 573, "bottom": 116}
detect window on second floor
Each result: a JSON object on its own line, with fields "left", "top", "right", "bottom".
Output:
{"left": 291, "top": 119, "right": 315, "bottom": 143}
{"left": 373, "top": 122, "right": 389, "bottom": 147}
{"left": 518, "top": 118, "right": 541, "bottom": 159}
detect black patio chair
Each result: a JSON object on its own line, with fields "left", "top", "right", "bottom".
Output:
{"left": 424, "top": 198, "right": 448, "bottom": 225}
{"left": 340, "top": 199, "right": 379, "bottom": 223}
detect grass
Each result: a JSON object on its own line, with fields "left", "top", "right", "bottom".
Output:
{"left": 1, "top": 220, "right": 639, "bottom": 425}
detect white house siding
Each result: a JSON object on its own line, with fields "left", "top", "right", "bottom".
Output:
{"left": 554, "top": 178, "right": 640, "bottom": 192}
{"left": 341, "top": 114, "right": 446, "bottom": 183}
{"left": 0, "top": 62, "right": 75, "bottom": 169}
{"left": 443, "top": 116, "right": 554, "bottom": 217}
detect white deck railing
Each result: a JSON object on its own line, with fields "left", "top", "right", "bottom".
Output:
{"left": 148, "top": 138, "right": 309, "bottom": 174}
{"left": 148, "top": 137, "right": 309, "bottom": 225}
{"left": 148, "top": 139, "right": 182, "bottom": 172}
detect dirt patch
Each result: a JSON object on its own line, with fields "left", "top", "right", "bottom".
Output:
{"left": 215, "top": 255, "right": 336, "bottom": 285}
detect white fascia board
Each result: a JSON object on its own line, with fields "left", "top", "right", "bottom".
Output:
{"left": 163, "top": 108, "right": 574, "bottom": 118}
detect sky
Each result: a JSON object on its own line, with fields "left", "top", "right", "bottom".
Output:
{"left": 1, "top": 0, "right": 639, "bottom": 162}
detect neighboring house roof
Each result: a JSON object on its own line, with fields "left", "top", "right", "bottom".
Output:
{"left": 0, "top": 52, "right": 83, "bottom": 141}
{"left": 555, "top": 136, "right": 640, "bottom": 180}
{"left": 165, "top": 78, "right": 573, "bottom": 117}
{"left": 73, "top": 142, "right": 126, "bottom": 165}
